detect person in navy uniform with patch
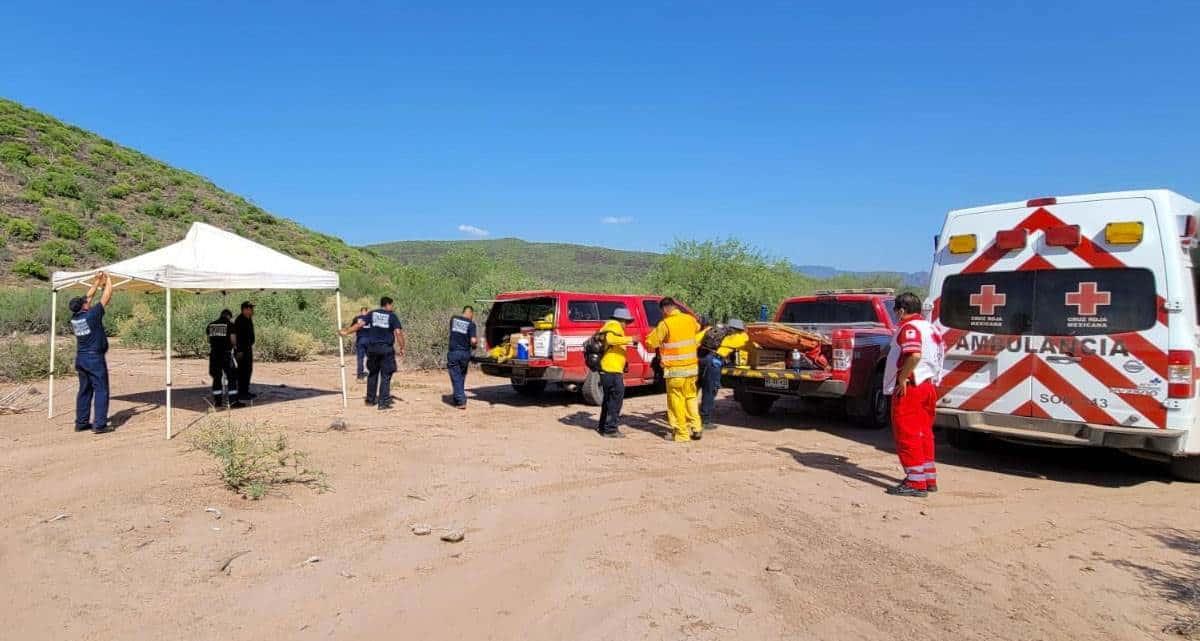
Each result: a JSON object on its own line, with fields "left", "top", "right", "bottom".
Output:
{"left": 341, "top": 296, "right": 406, "bottom": 409}
{"left": 69, "top": 271, "right": 115, "bottom": 433}
{"left": 446, "top": 305, "right": 478, "bottom": 409}
{"left": 340, "top": 306, "right": 371, "bottom": 381}
{"left": 207, "top": 309, "right": 241, "bottom": 408}
{"left": 233, "top": 301, "right": 256, "bottom": 399}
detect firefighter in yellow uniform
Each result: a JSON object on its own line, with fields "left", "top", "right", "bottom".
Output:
{"left": 695, "top": 318, "right": 750, "bottom": 428}
{"left": 644, "top": 297, "right": 703, "bottom": 441}
{"left": 596, "top": 307, "right": 635, "bottom": 437}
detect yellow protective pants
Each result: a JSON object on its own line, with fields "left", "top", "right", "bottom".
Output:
{"left": 665, "top": 376, "right": 701, "bottom": 441}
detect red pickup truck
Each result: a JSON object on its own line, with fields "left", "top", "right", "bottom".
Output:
{"left": 720, "top": 289, "right": 899, "bottom": 428}
{"left": 476, "top": 290, "right": 688, "bottom": 404}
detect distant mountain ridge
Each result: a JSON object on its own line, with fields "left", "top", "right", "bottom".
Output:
{"left": 369, "top": 238, "right": 925, "bottom": 289}
{"left": 792, "top": 264, "right": 929, "bottom": 288}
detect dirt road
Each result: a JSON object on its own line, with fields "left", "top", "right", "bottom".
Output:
{"left": 1, "top": 349, "right": 1197, "bottom": 640}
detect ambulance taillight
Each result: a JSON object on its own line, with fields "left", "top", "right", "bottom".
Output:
{"left": 1045, "top": 225, "right": 1082, "bottom": 248}
{"left": 1168, "top": 350, "right": 1195, "bottom": 399}
{"left": 831, "top": 329, "right": 854, "bottom": 382}
{"left": 552, "top": 333, "right": 566, "bottom": 361}
{"left": 995, "top": 229, "right": 1027, "bottom": 251}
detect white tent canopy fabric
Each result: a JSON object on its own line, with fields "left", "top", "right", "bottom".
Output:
{"left": 53, "top": 222, "right": 340, "bottom": 292}
{"left": 48, "top": 222, "right": 348, "bottom": 439}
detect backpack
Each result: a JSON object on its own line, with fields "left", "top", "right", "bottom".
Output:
{"left": 700, "top": 325, "right": 734, "bottom": 353}
{"left": 583, "top": 331, "right": 608, "bottom": 372}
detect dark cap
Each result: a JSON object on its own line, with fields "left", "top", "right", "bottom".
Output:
{"left": 240, "top": 301, "right": 255, "bottom": 310}
{"left": 220, "top": 309, "right": 233, "bottom": 319}
{"left": 68, "top": 296, "right": 87, "bottom": 314}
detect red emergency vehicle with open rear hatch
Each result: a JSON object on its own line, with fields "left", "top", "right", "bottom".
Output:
{"left": 476, "top": 290, "right": 692, "bottom": 405}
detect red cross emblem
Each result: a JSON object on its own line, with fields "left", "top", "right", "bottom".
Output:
{"left": 1064, "top": 282, "right": 1111, "bottom": 316}
{"left": 969, "top": 284, "right": 1007, "bottom": 315}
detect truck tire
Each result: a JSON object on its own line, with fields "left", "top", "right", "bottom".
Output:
{"left": 855, "top": 368, "right": 890, "bottom": 430}
{"left": 512, "top": 379, "right": 547, "bottom": 397}
{"left": 946, "top": 427, "right": 985, "bottom": 451}
{"left": 739, "top": 392, "right": 776, "bottom": 417}
{"left": 1170, "top": 456, "right": 1200, "bottom": 482}
{"left": 580, "top": 372, "right": 604, "bottom": 406}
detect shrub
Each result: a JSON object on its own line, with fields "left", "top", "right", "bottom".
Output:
{"left": 255, "top": 326, "right": 320, "bottom": 362}
{"left": 98, "top": 212, "right": 125, "bottom": 235}
{"left": 28, "top": 171, "right": 81, "bottom": 199}
{"left": 138, "top": 200, "right": 168, "bottom": 218}
{"left": 202, "top": 199, "right": 225, "bottom": 214}
{"left": 45, "top": 208, "right": 84, "bottom": 239}
{"left": 0, "top": 337, "right": 74, "bottom": 383}
{"left": 19, "top": 188, "right": 44, "bottom": 204}
{"left": 164, "top": 200, "right": 190, "bottom": 219}
{"left": 34, "top": 239, "right": 77, "bottom": 267}
{"left": 239, "top": 205, "right": 275, "bottom": 225}
{"left": 87, "top": 230, "right": 120, "bottom": 260}
{"left": 105, "top": 183, "right": 133, "bottom": 199}
{"left": 0, "top": 141, "right": 32, "bottom": 165}
{"left": 6, "top": 217, "right": 38, "bottom": 241}
{"left": 13, "top": 259, "right": 48, "bottom": 280}
{"left": 189, "top": 417, "right": 328, "bottom": 499}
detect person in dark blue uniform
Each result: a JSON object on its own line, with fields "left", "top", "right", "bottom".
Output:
{"left": 341, "top": 296, "right": 406, "bottom": 409}
{"left": 207, "top": 309, "right": 241, "bottom": 408}
{"left": 69, "top": 271, "right": 114, "bottom": 433}
{"left": 233, "top": 301, "right": 256, "bottom": 399}
{"left": 341, "top": 306, "right": 371, "bottom": 381}
{"left": 446, "top": 305, "right": 478, "bottom": 409}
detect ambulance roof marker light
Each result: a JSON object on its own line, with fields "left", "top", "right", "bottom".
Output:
{"left": 947, "top": 234, "right": 977, "bottom": 255}
{"left": 1045, "top": 225, "right": 1082, "bottom": 248}
{"left": 995, "top": 228, "right": 1027, "bottom": 251}
{"left": 1027, "top": 197, "right": 1057, "bottom": 208}
{"left": 1104, "top": 221, "right": 1143, "bottom": 245}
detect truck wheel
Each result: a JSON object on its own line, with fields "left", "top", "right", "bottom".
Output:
{"left": 1170, "top": 456, "right": 1200, "bottom": 482}
{"left": 580, "top": 372, "right": 604, "bottom": 406}
{"left": 512, "top": 380, "right": 547, "bottom": 397}
{"left": 739, "top": 392, "right": 776, "bottom": 417}
{"left": 855, "top": 368, "right": 890, "bottom": 430}
{"left": 946, "top": 428, "right": 985, "bottom": 451}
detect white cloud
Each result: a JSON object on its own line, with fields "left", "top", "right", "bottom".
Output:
{"left": 457, "top": 224, "right": 490, "bottom": 237}
{"left": 601, "top": 216, "right": 634, "bottom": 225}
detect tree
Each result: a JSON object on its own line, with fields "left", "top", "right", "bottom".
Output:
{"left": 648, "top": 238, "right": 810, "bottom": 322}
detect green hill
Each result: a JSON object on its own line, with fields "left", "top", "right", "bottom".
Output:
{"left": 0, "top": 98, "right": 399, "bottom": 292}
{"left": 368, "top": 238, "right": 660, "bottom": 290}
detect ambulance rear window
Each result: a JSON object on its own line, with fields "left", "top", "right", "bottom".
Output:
{"left": 939, "top": 268, "right": 1157, "bottom": 335}
{"left": 1035, "top": 268, "right": 1156, "bottom": 335}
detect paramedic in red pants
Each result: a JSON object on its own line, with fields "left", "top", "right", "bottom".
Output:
{"left": 883, "top": 292, "right": 941, "bottom": 497}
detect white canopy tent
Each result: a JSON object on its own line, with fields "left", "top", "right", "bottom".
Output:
{"left": 51, "top": 222, "right": 348, "bottom": 438}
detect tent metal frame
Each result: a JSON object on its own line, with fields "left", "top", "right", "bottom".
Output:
{"left": 48, "top": 270, "right": 348, "bottom": 439}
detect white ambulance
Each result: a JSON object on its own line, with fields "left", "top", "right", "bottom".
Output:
{"left": 927, "top": 189, "right": 1200, "bottom": 480}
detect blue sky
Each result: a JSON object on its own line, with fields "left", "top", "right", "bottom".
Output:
{"left": 3, "top": 2, "right": 1198, "bottom": 272}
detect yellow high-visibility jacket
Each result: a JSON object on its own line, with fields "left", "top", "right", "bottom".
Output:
{"left": 645, "top": 309, "right": 700, "bottom": 378}
{"left": 598, "top": 319, "right": 633, "bottom": 374}
{"left": 696, "top": 328, "right": 750, "bottom": 359}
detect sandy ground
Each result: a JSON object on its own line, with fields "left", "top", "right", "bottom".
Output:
{"left": 1, "top": 348, "right": 1199, "bottom": 641}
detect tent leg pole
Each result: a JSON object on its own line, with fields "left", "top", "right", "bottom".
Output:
{"left": 48, "top": 290, "right": 57, "bottom": 419}
{"left": 166, "top": 288, "right": 173, "bottom": 440}
{"left": 335, "top": 290, "right": 347, "bottom": 408}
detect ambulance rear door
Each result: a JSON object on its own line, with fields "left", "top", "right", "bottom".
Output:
{"left": 1025, "top": 198, "right": 1167, "bottom": 428}
{"left": 933, "top": 207, "right": 1040, "bottom": 418}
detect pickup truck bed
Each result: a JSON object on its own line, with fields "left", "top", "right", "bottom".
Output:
{"left": 720, "top": 292, "right": 898, "bottom": 427}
